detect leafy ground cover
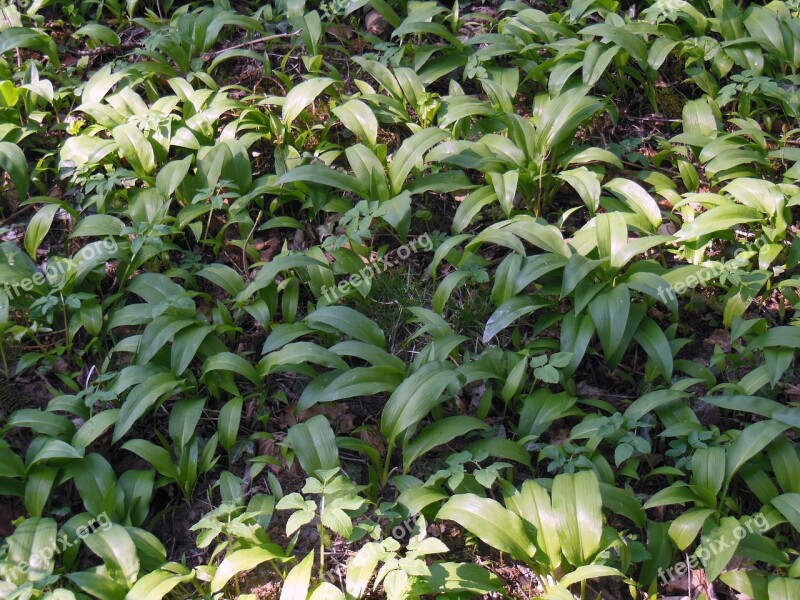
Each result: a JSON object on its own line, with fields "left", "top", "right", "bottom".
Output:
{"left": 1, "top": 0, "right": 800, "bottom": 598}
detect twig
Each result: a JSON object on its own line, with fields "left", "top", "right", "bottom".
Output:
{"left": 623, "top": 115, "right": 682, "bottom": 123}
{"left": 0, "top": 205, "right": 34, "bottom": 227}
{"left": 211, "top": 30, "right": 302, "bottom": 55}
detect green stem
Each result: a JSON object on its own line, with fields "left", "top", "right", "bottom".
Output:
{"left": 382, "top": 439, "right": 395, "bottom": 486}
{"left": 0, "top": 339, "right": 8, "bottom": 380}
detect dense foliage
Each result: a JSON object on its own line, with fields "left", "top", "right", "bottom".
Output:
{"left": 1, "top": 0, "right": 799, "bottom": 598}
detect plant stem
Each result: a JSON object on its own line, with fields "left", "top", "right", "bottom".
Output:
{"left": 0, "top": 339, "right": 9, "bottom": 380}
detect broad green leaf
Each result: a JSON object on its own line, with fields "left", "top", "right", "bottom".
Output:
{"left": 219, "top": 396, "right": 243, "bottom": 454}
{"left": 0, "top": 140, "right": 28, "bottom": 199}
{"left": 675, "top": 204, "right": 763, "bottom": 241}
{"left": 588, "top": 284, "right": 630, "bottom": 358}
{"left": 121, "top": 439, "right": 178, "bottom": 479}
{"left": 559, "top": 565, "right": 624, "bottom": 588}
{"left": 683, "top": 98, "right": 719, "bottom": 136}
{"left": 505, "top": 479, "right": 561, "bottom": 569}
{"left": 286, "top": 414, "right": 339, "bottom": 477}
{"left": 557, "top": 167, "right": 601, "bottom": 214}
{"left": 483, "top": 297, "right": 549, "bottom": 343}
{"left": 73, "top": 454, "right": 116, "bottom": 516}
{"left": 6, "top": 517, "right": 57, "bottom": 583}
{"left": 381, "top": 362, "right": 459, "bottom": 448}
{"left": 74, "top": 23, "right": 120, "bottom": 46}
{"left": 633, "top": 317, "right": 673, "bottom": 381}
{"left": 700, "top": 517, "right": 741, "bottom": 581}
{"left": 771, "top": 493, "right": 800, "bottom": 534}
{"left": 305, "top": 306, "right": 386, "bottom": 348}
{"left": 552, "top": 470, "right": 602, "bottom": 567}
{"left": 112, "top": 123, "right": 155, "bottom": 177}
{"left": 333, "top": 99, "right": 378, "bottom": 146}
{"left": 437, "top": 493, "right": 536, "bottom": 561}
{"left": 412, "top": 562, "right": 503, "bottom": 596}
{"left": 404, "top": 416, "right": 489, "bottom": 472}
{"left": 24, "top": 466, "right": 58, "bottom": 517}
{"left": 388, "top": 128, "right": 449, "bottom": 195}
{"left": 280, "top": 551, "right": 315, "bottom": 600}
{"left": 604, "top": 179, "right": 662, "bottom": 231}
{"left": 669, "top": 508, "right": 715, "bottom": 550}
{"left": 210, "top": 547, "right": 287, "bottom": 593}
{"left": 725, "top": 420, "right": 789, "bottom": 485}
{"left": 113, "top": 374, "right": 181, "bottom": 442}
{"left": 24, "top": 204, "right": 59, "bottom": 259}
{"left": 202, "top": 352, "right": 259, "bottom": 385}
{"left": 0, "top": 27, "right": 60, "bottom": 67}
{"left": 282, "top": 77, "right": 335, "bottom": 127}
{"left": 127, "top": 569, "right": 193, "bottom": 600}
{"left": 84, "top": 524, "right": 139, "bottom": 587}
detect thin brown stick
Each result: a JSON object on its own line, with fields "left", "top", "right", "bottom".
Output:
{"left": 211, "top": 30, "right": 302, "bottom": 55}
{"left": 0, "top": 204, "right": 34, "bottom": 227}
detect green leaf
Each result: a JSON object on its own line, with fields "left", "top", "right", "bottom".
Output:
{"left": 73, "top": 454, "right": 116, "bottom": 516}
{"left": 333, "top": 99, "right": 378, "bottom": 147}
{"left": 72, "top": 409, "right": 119, "bottom": 451}
{"left": 6, "top": 517, "right": 57, "bottom": 584}
{"left": 0, "top": 141, "right": 29, "bottom": 199}
{"left": 388, "top": 128, "right": 450, "bottom": 195}
{"left": 381, "top": 362, "right": 459, "bottom": 449}
{"left": 219, "top": 396, "right": 243, "bottom": 454}
{"left": 675, "top": 204, "right": 763, "bottom": 241}
{"left": 559, "top": 565, "right": 624, "bottom": 588}
{"left": 127, "top": 569, "right": 193, "bottom": 600}
{"left": 297, "top": 366, "right": 402, "bottom": 412}
{"left": 259, "top": 342, "right": 348, "bottom": 376}
{"left": 287, "top": 414, "right": 339, "bottom": 477}
{"left": 771, "top": 493, "right": 800, "bottom": 534}
{"left": 767, "top": 577, "right": 800, "bottom": 600}
{"left": 603, "top": 179, "right": 662, "bottom": 231}
{"left": 505, "top": 479, "right": 561, "bottom": 569}
{"left": 632, "top": 317, "right": 673, "bottom": 381}
{"left": 24, "top": 466, "right": 58, "bottom": 517}
{"left": 579, "top": 24, "right": 647, "bottom": 62}
{"left": 202, "top": 352, "right": 259, "bottom": 385}
{"left": 280, "top": 551, "right": 315, "bottom": 600}
{"left": 305, "top": 306, "right": 386, "bottom": 348}
{"left": 412, "top": 562, "right": 503, "bottom": 596}
{"left": 74, "top": 23, "right": 120, "bottom": 46}
{"left": 282, "top": 77, "right": 335, "bottom": 128}
{"left": 121, "top": 439, "right": 178, "bottom": 480}
{"left": 437, "top": 493, "right": 536, "bottom": 561}
{"left": 210, "top": 547, "right": 287, "bottom": 593}
{"left": 588, "top": 284, "right": 630, "bottom": 358}
{"left": 552, "top": 470, "right": 603, "bottom": 567}
{"left": 483, "top": 297, "right": 549, "bottom": 343}
{"left": 84, "top": 524, "right": 140, "bottom": 587}
{"left": 669, "top": 508, "right": 715, "bottom": 550}
{"left": 112, "top": 123, "right": 155, "bottom": 177}
{"left": 701, "top": 517, "right": 741, "bottom": 581}
{"left": 8, "top": 409, "right": 75, "bottom": 438}
{"left": 404, "top": 416, "right": 490, "bottom": 472}
{"left": 682, "top": 98, "right": 719, "bottom": 136}
{"left": 557, "top": 167, "right": 601, "bottom": 214}
{"left": 24, "top": 204, "right": 59, "bottom": 259}
{"left": 725, "top": 420, "right": 789, "bottom": 485}
{"left": 0, "top": 27, "right": 60, "bottom": 67}
{"left": 113, "top": 374, "right": 181, "bottom": 443}
{"left": 0, "top": 439, "right": 25, "bottom": 477}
